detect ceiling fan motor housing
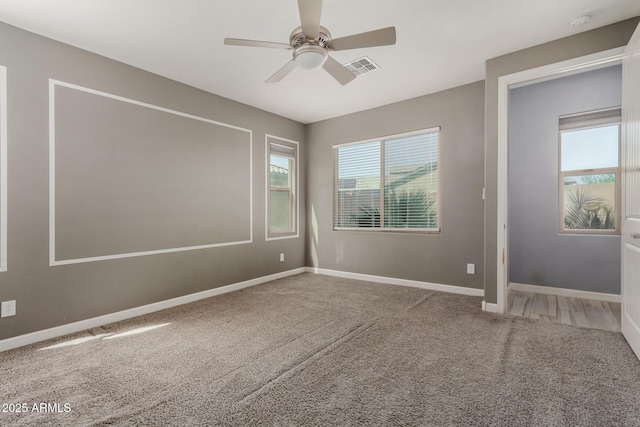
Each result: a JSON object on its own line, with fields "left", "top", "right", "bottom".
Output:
{"left": 290, "top": 26, "right": 332, "bottom": 70}
{"left": 289, "top": 25, "right": 332, "bottom": 48}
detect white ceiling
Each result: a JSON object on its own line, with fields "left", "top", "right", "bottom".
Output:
{"left": 0, "top": 0, "right": 638, "bottom": 124}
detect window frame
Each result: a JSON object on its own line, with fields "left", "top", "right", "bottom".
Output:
{"left": 266, "top": 135, "right": 299, "bottom": 241}
{"left": 333, "top": 127, "right": 441, "bottom": 234}
{"left": 0, "top": 65, "right": 6, "bottom": 272}
{"left": 558, "top": 109, "right": 621, "bottom": 235}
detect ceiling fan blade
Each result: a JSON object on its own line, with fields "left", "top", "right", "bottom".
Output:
{"left": 322, "top": 55, "right": 356, "bottom": 85}
{"left": 224, "top": 38, "right": 292, "bottom": 49}
{"left": 298, "top": 0, "right": 322, "bottom": 40}
{"left": 329, "top": 26, "right": 396, "bottom": 51}
{"left": 266, "top": 60, "right": 298, "bottom": 83}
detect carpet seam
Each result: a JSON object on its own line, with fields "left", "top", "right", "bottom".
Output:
{"left": 231, "top": 321, "right": 375, "bottom": 411}
{"left": 406, "top": 291, "right": 436, "bottom": 311}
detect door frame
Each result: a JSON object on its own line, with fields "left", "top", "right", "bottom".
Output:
{"left": 495, "top": 47, "right": 626, "bottom": 313}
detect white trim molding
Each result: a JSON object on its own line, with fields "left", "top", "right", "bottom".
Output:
{"left": 1, "top": 267, "right": 487, "bottom": 352}
{"left": 482, "top": 301, "right": 498, "bottom": 313}
{"left": 495, "top": 47, "right": 625, "bottom": 314}
{"left": 0, "top": 65, "right": 6, "bottom": 272}
{"left": 509, "top": 282, "right": 621, "bottom": 303}
{"left": 0, "top": 268, "right": 305, "bottom": 352}
{"left": 49, "top": 79, "right": 253, "bottom": 266}
{"left": 306, "top": 267, "right": 484, "bottom": 297}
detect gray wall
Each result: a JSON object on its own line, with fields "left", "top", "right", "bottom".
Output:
{"left": 484, "top": 17, "right": 639, "bottom": 303}
{"left": 3, "top": 14, "right": 638, "bottom": 341}
{"left": 508, "top": 65, "right": 622, "bottom": 293}
{"left": 306, "top": 81, "right": 485, "bottom": 290}
{"left": 0, "top": 21, "right": 305, "bottom": 340}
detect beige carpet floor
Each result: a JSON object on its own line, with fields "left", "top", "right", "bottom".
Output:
{"left": 1, "top": 273, "right": 639, "bottom": 426}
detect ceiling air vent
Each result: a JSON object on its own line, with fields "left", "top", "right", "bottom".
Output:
{"left": 343, "top": 56, "right": 380, "bottom": 76}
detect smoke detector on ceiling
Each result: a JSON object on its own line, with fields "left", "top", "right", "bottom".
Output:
{"left": 343, "top": 57, "right": 380, "bottom": 76}
{"left": 570, "top": 15, "right": 591, "bottom": 27}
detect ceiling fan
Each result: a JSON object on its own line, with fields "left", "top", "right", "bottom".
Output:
{"left": 224, "top": 0, "right": 396, "bottom": 85}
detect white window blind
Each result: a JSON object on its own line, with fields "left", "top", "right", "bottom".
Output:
{"left": 334, "top": 128, "right": 440, "bottom": 232}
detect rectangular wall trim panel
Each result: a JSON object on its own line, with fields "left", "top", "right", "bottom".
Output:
{"left": 0, "top": 65, "right": 6, "bottom": 272}
{"left": 49, "top": 80, "right": 253, "bottom": 266}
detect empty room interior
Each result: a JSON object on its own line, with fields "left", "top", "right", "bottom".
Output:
{"left": 1, "top": 1, "right": 640, "bottom": 425}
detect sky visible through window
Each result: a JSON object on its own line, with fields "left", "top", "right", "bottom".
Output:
{"left": 561, "top": 124, "right": 619, "bottom": 171}
{"left": 271, "top": 155, "right": 290, "bottom": 169}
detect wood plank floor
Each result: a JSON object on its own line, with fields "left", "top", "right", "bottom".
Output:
{"left": 507, "top": 290, "right": 621, "bottom": 332}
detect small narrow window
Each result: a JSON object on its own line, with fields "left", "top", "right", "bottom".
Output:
{"left": 333, "top": 128, "right": 440, "bottom": 232}
{"left": 0, "top": 65, "right": 5, "bottom": 272}
{"left": 559, "top": 108, "right": 620, "bottom": 234}
{"left": 267, "top": 138, "right": 297, "bottom": 239}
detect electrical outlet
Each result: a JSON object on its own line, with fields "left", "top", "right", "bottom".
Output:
{"left": 466, "top": 264, "right": 475, "bottom": 275}
{"left": 1, "top": 300, "right": 16, "bottom": 318}
{"left": 279, "top": 253, "right": 285, "bottom": 262}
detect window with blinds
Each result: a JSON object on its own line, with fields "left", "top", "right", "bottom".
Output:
{"left": 333, "top": 128, "right": 440, "bottom": 232}
{"left": 267, "top": 140, "right": 297, "bottom": 239}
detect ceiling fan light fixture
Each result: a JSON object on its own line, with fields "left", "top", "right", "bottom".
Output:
{"left": 293, "top": 44, "right": 328, "bottom": 70}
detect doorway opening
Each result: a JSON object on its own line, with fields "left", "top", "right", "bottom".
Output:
{"left": 506, "top": 65, "right": 622, "bottom": 331}
{"left": 495, "top": 47, "right": 626, "bottom": 315}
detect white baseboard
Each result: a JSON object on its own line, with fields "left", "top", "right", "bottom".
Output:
{"left": 482, "top": 301, "right": 498, "bottom": 313}
{"left": 305, "top": 267, "right": 484, "bottom": 297}
{"left": 1, "top": 267, "right": 486, "bottom": 353}
{"left": 509, "top": 282, "right": 621, "bottom": 303}
{"left": 0, "top": 267, "right": 306, "bottom": 353}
